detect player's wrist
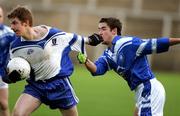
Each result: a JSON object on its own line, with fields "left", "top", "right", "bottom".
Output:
{"left": 84, "top": 57, "right": 88, "bottom": 64}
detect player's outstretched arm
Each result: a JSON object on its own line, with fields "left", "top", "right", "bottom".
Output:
{"left": 169, "top": 38, "right": 180, "bottom": 46}
{"left": 85, "top": 59, "right": 97, "bottom": 73}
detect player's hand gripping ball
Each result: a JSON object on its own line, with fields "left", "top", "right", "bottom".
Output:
{"left": 7, "top": 57, "right": 31, "bottom": 80}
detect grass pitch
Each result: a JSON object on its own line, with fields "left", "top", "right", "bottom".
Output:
{"left": 9, "top": 66, "right": 180, "bottom": 116}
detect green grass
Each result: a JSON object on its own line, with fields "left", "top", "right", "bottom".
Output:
{"left": 9, "top": 66, "right": 180, "bottom": 116}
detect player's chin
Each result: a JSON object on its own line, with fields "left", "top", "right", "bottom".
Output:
{"left": 102, "top": 41, "right": 108, "bottom": 45}
{"left": 14, "top": 30, "right": 20, "bottom": 36}
{"left": 15, "top": 32, "right": 21, "bottom": 36}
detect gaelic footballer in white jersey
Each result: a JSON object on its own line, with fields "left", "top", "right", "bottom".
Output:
{"left": 10, "top": 25, "right": 87, "bottom": 81}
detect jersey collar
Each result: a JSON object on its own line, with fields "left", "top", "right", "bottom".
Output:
{"left": 112, "top": 35, "right": 120, "bottom": 45}
{"left": 0, "top": 24, "right": 4, "bottom": 30}
{"left": 110, "top": 35, "right": 121, "bottom": 53}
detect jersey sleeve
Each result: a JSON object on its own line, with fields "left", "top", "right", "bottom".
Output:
{"left": 133, "top": 37, "right": 170, "bottom": 57}
{"left": 7, "top": 33, "right": 16, "bottom": 42}
{"left": 66, "top": 33, "right": 86, "bottom": 55}
{"left": 91, "top": 55, "right": 111, "bottom": 76}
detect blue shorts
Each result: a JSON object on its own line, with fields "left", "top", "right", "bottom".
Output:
{"left": 24, "top": 76, "right": 79, "bottom": 109}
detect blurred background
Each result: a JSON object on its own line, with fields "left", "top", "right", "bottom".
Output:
{"left": 1, "top": 0, "right": 180, "bottom": 116}
{"left": 1, "top": 0, "right": 180, "bottom": 72}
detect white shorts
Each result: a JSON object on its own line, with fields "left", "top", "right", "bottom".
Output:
{"left": 135, "top": 78, "right": 165, "bottom": 116}
{"left": 0, "top": 76, "right": 8, "bottom": 89}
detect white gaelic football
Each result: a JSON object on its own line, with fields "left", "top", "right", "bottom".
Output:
{"left": 7, "top": 57, "right": 31, "bottom": 79}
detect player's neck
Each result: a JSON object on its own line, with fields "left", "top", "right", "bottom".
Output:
{"left": 22, "top": 26, "right": 48, "bottom": 40}
{"left": 21, "top": 27, "right": 34, "bottom": 40}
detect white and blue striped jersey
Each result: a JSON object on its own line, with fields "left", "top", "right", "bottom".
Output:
{"left": 10, "top": 25, "right": 86, "bottom": 81}
{"left": 92, "top": 36, "right": 170, "bottom": 90}
{"left": 0, "top": 24, "right": 16, "bottom": 77}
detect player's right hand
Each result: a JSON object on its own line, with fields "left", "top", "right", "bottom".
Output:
{"left": 2, "top": 70, "right": 22, "bottom": 84}
{"left": 77, "top": 53, "right": 87, "bottom": 64}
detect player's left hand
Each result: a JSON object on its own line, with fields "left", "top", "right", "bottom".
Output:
{"left": 88, "top": 33, "right": 103, "bottom": 46}
{"left": 77, "top": 52, "right": 87, "bottom": 64}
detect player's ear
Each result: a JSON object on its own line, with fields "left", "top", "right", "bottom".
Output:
{"left": 112, "top": 28, "right": 117, "bottom": 35}
{"left": 23, "top": 20, "right": 30, "bottom": 27}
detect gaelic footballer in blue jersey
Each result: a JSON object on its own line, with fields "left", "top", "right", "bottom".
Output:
{"left": 77, "top": 17, "right": 180, "bottom": 116}
{"left": 0, "top": 6, "right": 16, "bottom": 116}
{"left": 5, "top": 5, "right": 102, "bottom": 116}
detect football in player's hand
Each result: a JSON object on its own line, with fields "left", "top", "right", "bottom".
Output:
{"left": 7, "top": 57, "right": 31, "bottom": 80}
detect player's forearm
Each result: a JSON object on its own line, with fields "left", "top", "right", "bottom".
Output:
{"left": 169, "top": 38, "right": 180, "bottom": 46}
{"left": 85, "top": 59, "right": 97, "bottom": 73}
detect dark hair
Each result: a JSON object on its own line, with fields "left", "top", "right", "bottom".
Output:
{"left": 99, "top": 17, "right": 122, "bottom": 35}
{"left": 7, "top": 5, "right": 33, "bottom": 26}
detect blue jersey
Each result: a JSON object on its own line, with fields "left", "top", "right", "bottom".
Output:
{"left": 92, "top": 36, "right": 170, "bottom": 90}
{"left": 10, "top": 25, "right": 86, "bottom": 81}
{"left": 0, "top": 24, "right": 16, "bottom": 77}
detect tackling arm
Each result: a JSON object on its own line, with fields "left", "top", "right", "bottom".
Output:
{"left": 77, "top": 53, "right": 97, "bottom": 73}
{"left": 77, "top": 53, "right": 109, "bottom": 75}
{"left": 85, "top": 59, "right": 97, "bottom": 73}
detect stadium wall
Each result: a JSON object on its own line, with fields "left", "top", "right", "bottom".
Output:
{"left": 1, "top": 0, "right": 180, "bottom": 71}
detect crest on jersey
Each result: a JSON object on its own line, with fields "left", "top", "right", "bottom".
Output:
{"left": 27, "top": 49, "right": 34, "bottom": 55}
{"left": 52, "top": 38, "right": 58, "bottom": 46}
